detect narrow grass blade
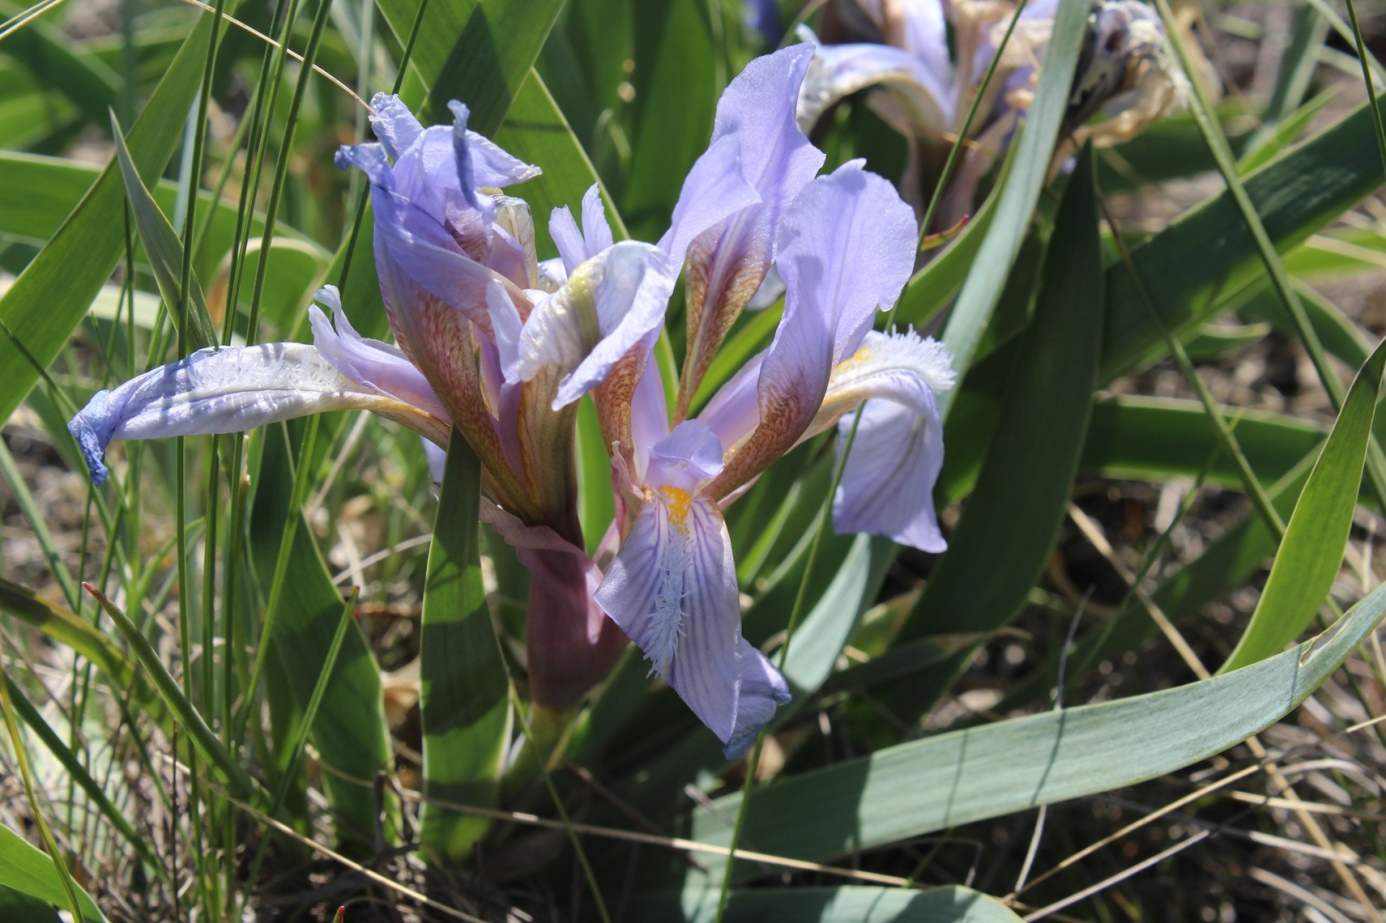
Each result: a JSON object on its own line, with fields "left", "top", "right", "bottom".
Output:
{"left": 683, "top": 568, "right": 1386, "bottom": 888}
{"left": 0, "top": 13, "right": 212, "bottom": 422}
{"left": 0, "top": 653, "right": 86, "bottom": 923}
{"left": 937, "top": 0, "right": 1090, "bottom": 393}
{"left": 110, "top": 111, "right": 218, "bottom": 351}
{"left": 0, "top": 824, "right": 107, "bottom": 923}
{"left": 1100, "top": 93, "right": 1386, "bottom": 382}
{"left": 82, "top": 582, "right": 261, "bottom": 801}
{"left": 419, "top": 430, "right": 511, "bottom": 863}
{"left": 0, "top": 577, "right": 163, "bottom": 724}
{"left": 248, "top": 424, "right": 397, "bottom": 847}
{"left": 0, "top": 0, "right": 120, "bottom": 125}
{"left": 1221, "top": 337, "right": 1386, "bottom": 672}
{"left": 3, "top": 676, "right": 165, "bottom": 876}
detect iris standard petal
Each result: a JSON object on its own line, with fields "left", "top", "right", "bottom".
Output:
{"left": 707, "top": 161, "right": 916, "bottom": 498}
{"left": 595, "top": 490, "right": 745, "bottom": 744}
{"left": 658, "top": 133, "right": 760, "bottom": 268}
{"left": 549, "top": 205, "right": 587, "bottom": 277}
{"left": 832, "top": 397, "right": 946, "bottom": 553}
{"left": 673, "top": 44, "right": 826, "bottom": 415}
{"left": 515, "top": 241, "right": 677, "bottom": 408}
{"left": 68, "top": 343, "right": 448, "bottom": 486}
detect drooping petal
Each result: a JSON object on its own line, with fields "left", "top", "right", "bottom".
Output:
{"left": 68, "top": 343, "right": 448, "bottom": 486}
{"left": 832, "top": 397, "right": 946, "bottom": 553}
{"left": 724, "top": 639, "right": 792, "bottom": 759}
{"left": 596, "top": 491, "right": 756, "bottom": 747}
{"left": 308, "top": 285, "right": 449, "bottom": 422}
{"left": 707, "top": 161, "right": 916, "bottom": 499}
{"left": 515, "top": 241, "right": 678, "bottom": 408}
{"left": 795, "top": 32, "right": 954, "bottom": 137}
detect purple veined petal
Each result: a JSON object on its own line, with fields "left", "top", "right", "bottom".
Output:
{"left": 595, "top": 490, "right": 746, "bottom": 746}
{"left": 646, "top": 420, "right": 726, "bottom": 493}
{"left": 484, "top": 281, "right": 527, "bottom": 472}
{"left": 706, "top": 161, "right": 916, "bottom": 499}
{"left": 774, "top": 161, "right": 918, "bottom": 372}
{"left": 657, "top": 133, "right": 760, "bottom": 268}
{"left": 812, "top": 329, "right": 954, "bottom": 430}
{"left": 660, "top": 45, "right": 831, "bottom": 268}
{"left": 308, "top": 285, "right": 450, "bottom": 422}
{"left": 696, "top": 351, "right": 762, "bottom": 455}
{"left": 515, "top": 241, "right": 678, "bottom": 409}
{"left": 796, "top": 32, "right": 954, "bottom": 137}
{"left": 832, "top": 396, "right": 946, "bottom": 553}
{"left": 367, "top": 93, "right": 423, "bottom": 161}
{"left": 671, "top": 45, "right": 827, "bottom": 416}
{"left": 467, "top": 135, "right": 543, "bottom": 188}
{"left": 372, "top": 185, "right": 525, "bottom": 325}
{"left": 897, "top": 0, "right": 951, "bottom": 75}
{"left": 723, "top": 639, "right": 792, "bottom": 759}
{"left": 485, "top": 279, "right": 525, "bottom": 385}
{"left": 446, "top": 102, "right": 491, "bottom": 220}
{"left": 67, "top": 343, "right": 449, "bottom": 487}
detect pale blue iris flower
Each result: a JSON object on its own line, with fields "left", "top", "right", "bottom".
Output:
{"left": 68, "top": 45, "right": 954, "bottom": 756}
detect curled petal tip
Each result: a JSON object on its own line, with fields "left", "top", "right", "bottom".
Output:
{"left": 68, "top": 390, "right": 115, "bottom": 486}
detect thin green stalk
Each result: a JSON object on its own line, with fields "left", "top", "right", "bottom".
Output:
{"left": 83, "top": 582, "right": 261, "bottom": 800}
{"left": 235, "top": 415, "right": 319, "bottom": 737}
{"left": 917, "top": 0, "right": 1028, "bottom": 241}
{"left": 230, "top": 589, "right": 359, "bottom": 923}
{"left": 221, "top": 0, "right": 297, "bottom": 346}
{"left": 1099, "top": 197, "right": 1285, "bottom": 541}
{"left": 243, "top": 0, "right": 337, "bottom": 346}
{"left": 1343, "top": 0, "right": 1386, "bottom": 177}
{"left": 5, "top": 676, "right": 169, "bottom": 880}
{"left": 1153, "top": 0, "right": 1386, "bottom": 513}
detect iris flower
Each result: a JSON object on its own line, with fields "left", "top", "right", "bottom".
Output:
{"left": 798, "top": 0, "right": 1180, "bottom": 221}
{"left": 69, "top": 46, "right": 954, "bottom": 757}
